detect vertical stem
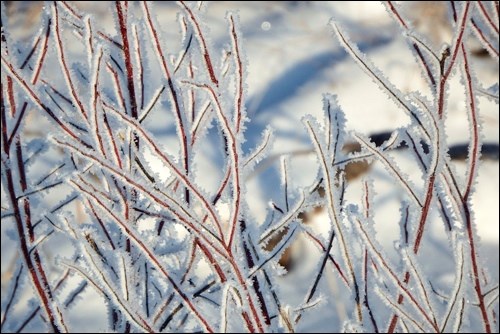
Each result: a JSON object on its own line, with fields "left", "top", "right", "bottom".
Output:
{"left": 305, "top": 121, "right": 363, "bottom": 322}
{"left": 142, "top": 2, "right": 190, "bottom": 204}
{"left": 460, "top": 43, "right": 491, "bottom": 333}
{"left": 115, "top": 1, "right": 137, "bottom": 119}
{"left": 1, "top": 82, "right": 65, "bottom": 333}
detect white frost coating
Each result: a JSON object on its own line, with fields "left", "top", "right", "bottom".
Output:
{"left": 1, "top": 1, "right": 497, "bottom": 332}
{"left": 353, "top": 131, "right": 424, "bottom": 207}
{"left": 260, "top": 191, "right": 305, "bottom": 246}
{"left": 330, "top": 21, "right": 418, "bottom": 120}
{"left": 322, "top": 93, "right": 347, "bottom": 162}
{"left": 242, "top": 126, "right": 273, "bottom": 174}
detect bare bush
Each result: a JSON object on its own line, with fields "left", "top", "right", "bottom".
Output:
{"left": 1, "top": 1, "right": 498, "bottom": 332}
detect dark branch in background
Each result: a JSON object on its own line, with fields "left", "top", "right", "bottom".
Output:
{"left": 0, "top": 265, "right": 23, "bottom": 331}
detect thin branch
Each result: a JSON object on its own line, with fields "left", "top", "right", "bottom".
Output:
{"left": 143, "top": 1, "right": 190, "bottom": 204}
{"left": 385, "top": 1, "right": 437, "bottom": 87}
{"left": 0, "top": 265, "right": 23, "bottom": 331}
{"left": 31, "top": 18, "right": 51, "bottom": 85}
{"left": 354, "top": 134, "right": 423, "bottom": 207}
{"left": 115, "top": 1, "right": 138, "bottom": 119}
{"left": 460, "top": 41, "right": 492, "bottom": 332}
{"left": 53, "top": 2, "right": 88, "bottom": 120}
{"left": 440, "top": 244, "right": 465, "bottom": 332}
{"left": 1, "top": 55, "right": 92, "bottom": 148}
{"left": 70, "top": 179, "right": 215, "bottom": 333}
{"left": 353, "top": 217, "right": 439, "bottom": 332}
{"left": 304, "top": 119, "right": 362, "bottom": 322}
{"left": 100, "top": 103, "right": 223, "bottom": 240}
{"left": 179, "top": 1, "right": 218, "bottom": 85}
{"left": 228, "top": 14, "right": 244, "bottom": 133}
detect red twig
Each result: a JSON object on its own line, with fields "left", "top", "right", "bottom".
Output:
{"left": 91, "top": 52, "right": 107, "bottom": 157}
{"left": 102, "top": 104, "right": 224, "bottom": 240}
{"left": 354, "top": 218, "right": 439, "bottom": 332}
{"left": 413, "top": 173, "right": 437, "bottom": 253}
{"left": 197, "top": 239, "right": 227, "bottom": 283}
{"left": 132, "top": 25, "right": 145, "bottom": 110}
{"left": 228, "top": 256, "right": 266, "bottom": 332}
{"left": 60, "top": 1, "right": 123, "bottom": 50}
{"left": 53, "top": 2, "right": 88, "bottom": 120}
{"left": 88, "top": 200, "right": 116, "bottom": 250}
{"left": 477, "top": 1, "right": 499, "bottom": 33}
{"left": 305, "top": 120, "right": 363, "bottom": 322}
{"left": 438, "top": 2, "right": 470, "bottom": 118}
{"left": 106, "top": 62, "right": 128, "bottom": 113}
{"left": 183, "top": 82, "right": 242, "bottom": 250}
{"left": 304, "top": 230, "right": 349, "bottom": 287}
{"left": 228, "top": 14, "right": 245, "bottom": 133}
{"left": 3, "top": 57, "right": 85, "bottom": 148}
{"left": 101, "top": 104, "right": 123, "bottom": 170}
{"left": 199, "top": 85, "right": 264, "bottom": 332}
{"left": 59, "top": 137, "right": 226, "bottom": 256}
{"left": 388, "top": 4, "right": 470, "bottom": 330}
{"left": 179, "top": 1, "right": 219, "bottom": 86}
{"left": 115, "top": 1, "right": 138, "bottom": 119}
{"left": 1, "top": 82, "right": 65, "bottom": 333}
{"left": 461, "top": 43, "right": 492, "bottom": 333}
{"left": 31, "top": 18, "right": 51, "bottom": 85}
{"left": 385, "top": 1, "right": 436, "bottom": 87}
{"left": 471, "top": 18, "right": 500, "bottom": 57}
{"left": 142, "top": 2, "right": 190, "bottom": 204}
{"left": 71, "top": 179, "right": 216, "bottom": 333}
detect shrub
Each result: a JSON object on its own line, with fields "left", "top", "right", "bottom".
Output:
{"left": 1, "top": 1, "right": 498, "bottom": 332}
